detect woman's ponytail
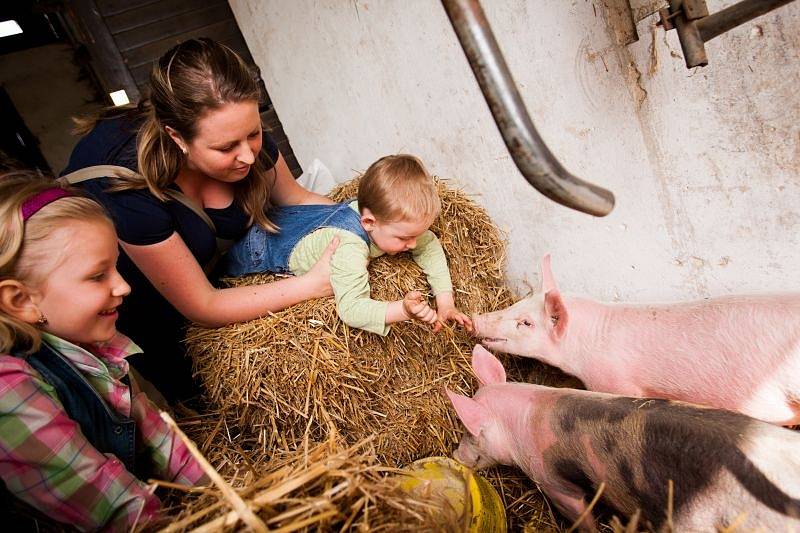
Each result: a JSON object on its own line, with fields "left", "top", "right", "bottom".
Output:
{"left": 135, "top": 110, "right": 183, "bottom": 201}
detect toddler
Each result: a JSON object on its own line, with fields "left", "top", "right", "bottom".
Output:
{"left": 0, "top": 171, "right": 208, "bottom": 531}
{"left": 226, "top": 154, "right": 472, "bottom": 335}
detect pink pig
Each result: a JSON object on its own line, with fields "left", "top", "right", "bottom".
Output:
{"left": 471, "top": 255, "right": 800, "bottom": 425}
{"left": 447, "top": 345, "right": 800, "bottom": 531}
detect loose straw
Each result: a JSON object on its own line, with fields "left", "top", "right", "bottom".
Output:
{"left": 160, "top": 411, "right": 268, "bottom": 533}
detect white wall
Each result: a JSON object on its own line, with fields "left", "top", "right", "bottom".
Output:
{"left": 231, "top": 0, "right": 799, "bottom": 302}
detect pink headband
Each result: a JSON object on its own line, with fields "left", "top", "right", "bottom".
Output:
{"left": 21, "top": 188, "right": 73, "bottom": 221}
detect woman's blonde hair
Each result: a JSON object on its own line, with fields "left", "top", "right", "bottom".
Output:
{"left": 357, "top": 154, "right": 441, "bottom": 223}
{"left": 0, "top": 171, "right": 112, "bottom": 353}
{"left": 76, "top": 38, "right": 278, "bottom": 231}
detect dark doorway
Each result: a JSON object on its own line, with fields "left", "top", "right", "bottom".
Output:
{"left": 0, "top": 1, "right": 105, "bottom": 174}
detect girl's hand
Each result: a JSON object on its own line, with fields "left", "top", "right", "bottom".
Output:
{"left": 434, "top": 306, "right": 474, "bottom": 333}
{"left": 403, "top": 290, "right": 438, "bottom": 326}
{"left": 303, "top": 236, "right": 339, "bottom": 297}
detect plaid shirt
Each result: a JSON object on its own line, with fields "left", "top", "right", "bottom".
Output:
{"left": 0, "top": 333, "right": 208, "bottom": 531}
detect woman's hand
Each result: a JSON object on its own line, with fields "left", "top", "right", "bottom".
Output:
{"left": 302, "top": 236, "right": 340, "bottom": 298}
{"left": 402, "top": 291, "right": 438, "bottom": 326}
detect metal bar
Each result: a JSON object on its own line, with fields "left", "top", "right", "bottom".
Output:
{"left": 697, "top": 0, "right": 795, "bottom": 42}
{"left": 441, "top": 0, "right": 615, "bottom": 217}
{"left": 669, "top": 0, "right": 708, "bottom": 68}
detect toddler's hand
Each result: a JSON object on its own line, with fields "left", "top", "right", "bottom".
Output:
{"left": 435, "top": 306, "right": 474, "bottom": 333}
{"left": 403, "top": 291, "right": 437, "bottom": 326}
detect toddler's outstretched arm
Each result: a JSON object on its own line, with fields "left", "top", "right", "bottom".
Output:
{"left": 434, "top": 291, "right": 473, "bottom": 333}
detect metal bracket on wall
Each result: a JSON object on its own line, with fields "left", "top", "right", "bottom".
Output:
{"left": 441, "top": 0, "right": 615, "bottom": 217}
{"left": 659, "top": 0, "right": 797, "bottom": 68}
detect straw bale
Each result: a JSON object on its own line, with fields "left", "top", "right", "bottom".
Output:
{"left": 187, "top": 178, "right": 518, "bottom": 465}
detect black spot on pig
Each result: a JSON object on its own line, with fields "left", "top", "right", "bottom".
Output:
{"left": 639, "top": 402, "right": 800, "bottom": 523}
{"left": 550, "top": 393, "right": 800, "bottom": 529}
{"left": 554, "top": 458, "right": 595, "bottom": 495}
{"left": 617, "top": 458, "right": 632, "bottom": 481}
{"left": 557, "top": 396, "right": 631, "bottom": 433}
{"left": 558, "top": 414, "right": 575, "bottom": 433}
{"left": 601, "top": 433, "right": 616, "bottom": 454}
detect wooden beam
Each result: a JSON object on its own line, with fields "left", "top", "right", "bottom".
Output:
{"left": 67, "top": 0, "right": 141, "bottom": 103}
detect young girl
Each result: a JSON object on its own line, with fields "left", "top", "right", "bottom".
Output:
{"left": 0, "top": 171, "right": 208, "bottom": 531}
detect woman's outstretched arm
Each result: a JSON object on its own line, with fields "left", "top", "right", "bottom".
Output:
{"left": 120, "top": 233, "right": 338, "bottom": 328}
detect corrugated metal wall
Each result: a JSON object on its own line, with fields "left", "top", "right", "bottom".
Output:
{"left": 91, "top": 0, "right": 302, "bottom": 176}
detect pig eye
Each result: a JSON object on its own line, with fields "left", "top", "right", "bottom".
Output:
{"left": 517, "top": 319, "right": 534, "bottom": 328}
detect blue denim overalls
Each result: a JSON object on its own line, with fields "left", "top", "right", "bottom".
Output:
{"left": 3, "top": 344, "right": 145, "bottom": 527}
{"left": 19, "top": 344, "right": 141, "bottom": 473}
{"left": 225, "top": 202, "right": 370, "bottom": 276}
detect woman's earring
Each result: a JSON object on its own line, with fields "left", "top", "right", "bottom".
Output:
{"left": 36, "top": 315, "right": 48, "bottom": 327}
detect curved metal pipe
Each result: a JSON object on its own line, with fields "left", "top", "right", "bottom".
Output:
{"left": 441, "top": 0, "right": 615, "bottom": 217}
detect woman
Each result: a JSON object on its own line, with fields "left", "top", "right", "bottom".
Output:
{"left": 63, "top": 38, "right": 336, "bottom": 401}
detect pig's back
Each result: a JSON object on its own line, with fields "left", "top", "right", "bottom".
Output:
{"left": 606, "top": 294, "right": 800, "bottom": 422}
{"left": 548, "top": 391, "right": 800, "bottom": 530}
{"left": 675, "top": 423, "right": 800, "bottom": 531}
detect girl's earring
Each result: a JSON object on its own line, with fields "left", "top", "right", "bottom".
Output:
{"left": 36, "top": 315, "right": 48, "bottom": 327}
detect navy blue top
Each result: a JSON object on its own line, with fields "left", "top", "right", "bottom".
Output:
{"left": 62, "top": 114, "right": 280, "bottom": 401}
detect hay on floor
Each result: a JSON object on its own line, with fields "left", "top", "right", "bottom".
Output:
{"left": 157, "top": 416, "right": 464, "bottom": 532}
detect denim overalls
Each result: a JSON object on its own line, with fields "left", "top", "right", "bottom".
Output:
{"left": 19, "top": 344, "right": 141, "bottom": 473}
{"left": 3, "top": 344, "right": 144, "bottom": 527}
{"left": 225, "top": 202, "right": 370, "bottom": 277}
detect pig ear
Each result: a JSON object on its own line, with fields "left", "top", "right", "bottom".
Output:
{"left": 544, "top": 289, "right": 569, "bottom": 340}
{"left": 471, "top": 344, "right": 507, "bottom": 385}
{"left": 540, "top": 254, "right": 558, "bottom": 293}
{"left": 446, "top": 388, "right": 488, "bottom": 437}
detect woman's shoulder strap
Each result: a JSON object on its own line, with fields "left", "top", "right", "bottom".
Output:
{"left": 60, "top": 165, "right": 217, "bottom": 234}
{"left": 160, "top": 188, "right": 217, "bottom": 235}
{"left": 61, "top": 165, "right": 228, "bottom": 275}
{"left": 60, "top": 164, "right": 139, "bottom": 184}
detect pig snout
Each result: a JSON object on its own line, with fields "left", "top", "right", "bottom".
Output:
{"left": 452, "top": 445, "right": 469, "bottom": 466}
{"left": 471, "top": 312, "right": 501, "bottom": 340}
{"left": 471, "top": 311, "right": 514, "bottom": 353}
{"left": 452, "top": 442, "right": 486, "bottom": 470}
{"left": 470, "top": 313, "right": 484, "bottom": 337}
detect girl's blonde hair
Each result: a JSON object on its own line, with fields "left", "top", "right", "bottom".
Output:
{"left": 0, "top": 171, "right": 112, "bottom": 353}
{"left": 75, "top": 38, "right": 278, "bottom": 231}
{"left": 357, "top": 154, "right": 441, "bottom": 223}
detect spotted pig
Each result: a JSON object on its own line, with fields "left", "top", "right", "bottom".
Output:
{"left": 447, "top": 345, "right": 800, "bottom": 531}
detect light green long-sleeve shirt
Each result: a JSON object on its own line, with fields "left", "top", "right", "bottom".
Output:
{"left": 287, "top": 201, "right": 453, "bottom": 335}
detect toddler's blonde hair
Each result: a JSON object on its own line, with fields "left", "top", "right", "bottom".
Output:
{"left": 0, "top": 170, "right": 112, "bottom": 353}
{"left": 357, "top": 154, "right": 441, "bottom": 223}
